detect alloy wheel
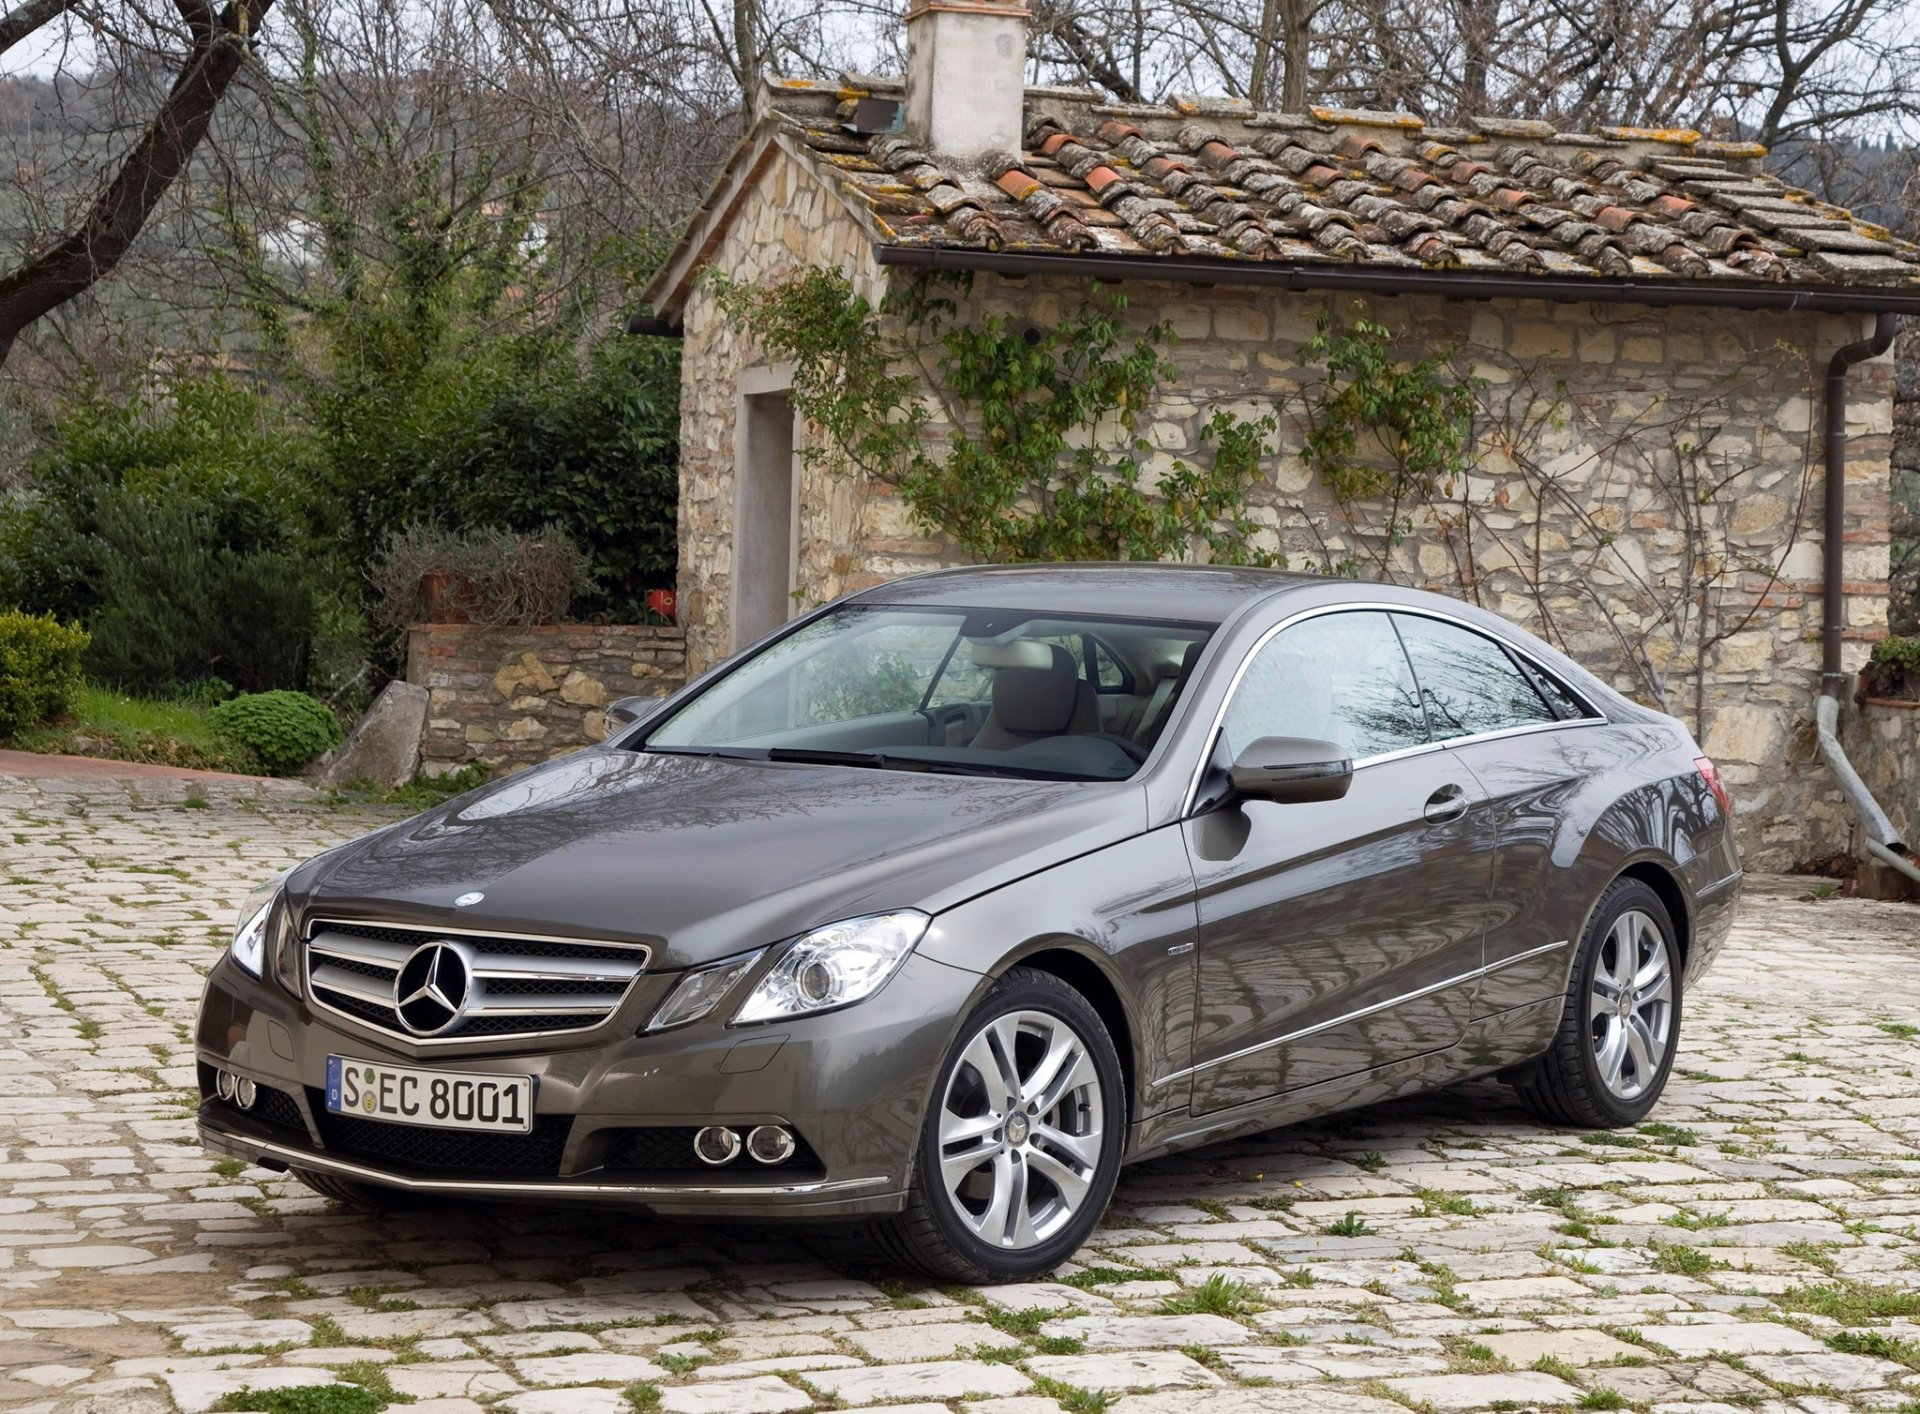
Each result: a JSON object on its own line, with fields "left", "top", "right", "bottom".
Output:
{"left": 936, "top": 1008, "right": 1105, "bottom": 1250}
{"left": 1588, "top": 908, "right": 1674, "bottom": 1100}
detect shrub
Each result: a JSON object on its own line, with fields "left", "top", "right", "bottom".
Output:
{"left": 209, "top": 691, "right": 344, "bottom": 774}
{"left": 0, "top": 374, "right": 315, "bottom": 625}
{"left": 0, "top": 611, "right": 90, "bottom": 738}
{"left": 446, "top": 334, "right": 680, "bottom": 618}
{"left": 369, "top": 524, "right": 593, "bottom": 632}
{"left": 1860, "top": 634, "right": 1920, "bottom": 701}
{"left": 0, "top": 375, "right": 329, "bottom": 695}
{"left": 82, "top": 499, "right": 326, "bottom": 695}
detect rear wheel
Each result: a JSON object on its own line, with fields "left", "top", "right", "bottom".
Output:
{"left": 1513, "top": 877, "right": 1682, "bottom": 1128}
{"left": 293, "top": 1168, "right": 420, "bottom": 1209}
{"left": 874, "top": 967, "right": 1125, "bottom": 1282}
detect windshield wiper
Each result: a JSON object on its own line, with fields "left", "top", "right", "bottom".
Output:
{"left": 641, "top": 745, "right": 767, "bottom": 761}
{"left": 764, "top": 747, "right": 1084, "bottom": 781}
{"left": 764, "top": 747, "right": 905, "bottom": 769}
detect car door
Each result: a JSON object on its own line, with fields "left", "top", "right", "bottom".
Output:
{"left": 1390, "top": 611, "right": 1606, "bottom": 1014}
{"left": 1181, "top": 610, "right": 1498, "bottom": 1115}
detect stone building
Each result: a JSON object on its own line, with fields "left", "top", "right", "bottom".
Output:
{"left": 640, "top": 0, "right": 1920, "bottom": 869}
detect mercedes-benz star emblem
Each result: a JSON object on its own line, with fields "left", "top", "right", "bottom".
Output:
{"left": 454, "top": 891, "right": 485, "bottom": 907}
{"left": 393, "top": 941, "right": 472, "bottom": 1036}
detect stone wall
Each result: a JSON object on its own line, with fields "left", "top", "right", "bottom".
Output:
{"left": 1894, "top": 319, "right": 1918, "bottom": 634}
{"left": 674, "top": 143, "right": 889, "bottom": 677}
{"left": 674, "top": 171, "right": 1897, "bottom": 870}
{"left": 1847, "top": 695, "right": 1920, "bottom": 870}
{"left": 405, "top": 624, "right": 687, "bottom": 776}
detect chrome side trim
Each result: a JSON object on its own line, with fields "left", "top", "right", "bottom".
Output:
{"left": 202, "top": 1129, "right": 891, "bottom": 1199}
{"left": 1483, "top": 938, "right": 1572, "bottom": 973}
{"left": 1147, "top": 937, "right": 1571, "bottom": 1090}
{"left": 1180, "top": 601, "right": 1607, "bottom": 817}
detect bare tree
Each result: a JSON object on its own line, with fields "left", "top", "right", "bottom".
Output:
{"left": 0, "top": 0, "right": 274, "bottom": 369}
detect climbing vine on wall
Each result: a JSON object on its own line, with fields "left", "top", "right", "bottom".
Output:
{"left": 713, "top": 268, "right": 1824, "bottom": 731}
{"left": 1301, "top": 314, "right": 1484, "bottom": 571}
{"left": 709, "top": 268, "right": 1284, "bottom": 566}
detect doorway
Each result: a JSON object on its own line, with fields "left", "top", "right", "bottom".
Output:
{"left": 733, "top": 369, "right": 800, "bottom": 650}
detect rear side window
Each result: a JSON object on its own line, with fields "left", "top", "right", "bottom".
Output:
{"left": 1392, "top": 614, "right": 1557, "bottom": 740}
{"left": 1526, "top": 663, "right": 1595, "bottom": 720}
{"left": 1223, "top": 611, "right": 1429, "bottom": 761}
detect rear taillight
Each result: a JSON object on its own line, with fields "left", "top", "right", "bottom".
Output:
{"left": 1695, "top": 756, "right": 1732, "bottom": 816}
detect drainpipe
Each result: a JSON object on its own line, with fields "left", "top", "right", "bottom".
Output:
{"left": 1815, "top": 312, "right": 1920, "bottom": 888}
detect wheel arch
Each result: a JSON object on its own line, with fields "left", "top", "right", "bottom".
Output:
{"left": 1614, "top": 857, "right": 1693, "bottom": 965}
{"left": 995, "top": 942, "right": 1138, "bottom": 1120}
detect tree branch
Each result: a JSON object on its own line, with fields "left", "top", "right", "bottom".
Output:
{"left": 0, "top": 0, "right": 71, "bottom": 58}
{"left": 0, "top": 0, "right": 276, "bottom": 369}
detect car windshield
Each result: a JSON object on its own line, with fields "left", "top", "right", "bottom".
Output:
{"left": 639, "top": 604, "right": 1216, "bottom": 781}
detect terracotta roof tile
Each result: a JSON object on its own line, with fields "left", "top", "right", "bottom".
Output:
{"left": 760, "top": 82, "right": 1920, "bottom": 292}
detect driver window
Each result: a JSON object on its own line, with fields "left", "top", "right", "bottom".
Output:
{"left": 1221, "top": 611, "right": 1430, "bottom": 762}
{"left": 793, "top": 621, "right": 958, "bottom": 724}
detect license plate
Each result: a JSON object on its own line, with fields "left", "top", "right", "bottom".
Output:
{"left": 326, "top": 1056, "right": 533, "bottom": 1134}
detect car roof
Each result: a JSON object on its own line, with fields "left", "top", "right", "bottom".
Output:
{"left": 849, "top": 563, "right": 1329, "bottom": 623}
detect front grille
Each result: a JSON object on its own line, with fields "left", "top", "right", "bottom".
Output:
{"left": 304, "top": 919, "right": 650, "bottom": 1045}
{"left": 311, "top": 1093, "right": 574, "bottom": 1174}
{"left": 602, "top": 1126, "right": 821, "bottom": 1175}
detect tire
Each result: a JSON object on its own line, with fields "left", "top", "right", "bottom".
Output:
{"left": 1513, "top": 877, "right": 1683, "bottom": 1128}
{"left": 873, "top": 966, "right": 1126, "bottom": 1283}
{"left": 293, "top": 1168, "right": 420, "bottom": 1209}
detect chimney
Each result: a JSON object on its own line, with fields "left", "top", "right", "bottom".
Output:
{"left": 903, "top": 0, "right": 1031, "bottom": 164}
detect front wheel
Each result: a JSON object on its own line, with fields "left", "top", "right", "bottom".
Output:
{"left": 874, "top": 966, "right": 1126, "bottom": 1282}
{"left": 1513, "top": 877, "right": 1682, "bottom": 1128}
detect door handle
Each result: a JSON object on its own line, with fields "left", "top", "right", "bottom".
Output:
{"left": 1424, "top": 783, "right": 1469, "bottom": 824}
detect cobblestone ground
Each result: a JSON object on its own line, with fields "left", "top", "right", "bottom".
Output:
{"left": 3, "top": 770, "right": 1920, "bottom": 1414}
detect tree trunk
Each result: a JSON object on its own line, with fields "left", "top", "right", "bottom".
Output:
{"left": 1280, "top": 0, "right": 1311, "bottom": 111}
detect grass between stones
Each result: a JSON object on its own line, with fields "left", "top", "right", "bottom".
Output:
{"left": 1028, "top": 1372, "right": 1112, "bottom": 1413}
{"left": 1158, "top": 1273, "right": 1255, "bottom": 1316}
{"left": 1780, "top": 1281, "right": 1920, "bottom": 1322}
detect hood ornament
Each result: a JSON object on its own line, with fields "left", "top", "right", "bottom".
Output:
{"left": 454, "top": 891, "right": 485, "bottom": 907}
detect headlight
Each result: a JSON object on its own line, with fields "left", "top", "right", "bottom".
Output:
{"left": 229, "top": 873, "right": 287, "bottom": 978}
{"left": 733, "top": 911, "right": 928, "bottom": 1025}
{"left": 647, "top": 949, "right": 765, "bottom": 1031}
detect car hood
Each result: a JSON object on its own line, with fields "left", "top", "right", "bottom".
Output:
{"left": 290, "top": 748, "right": 1145, "bottom": 970}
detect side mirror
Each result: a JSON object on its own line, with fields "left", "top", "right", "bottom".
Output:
{"left": 603, "top": 695, "right": 655, "bottom": 733}
{"left": 1228, "top": 736, "right": 1353, "bottom": 805}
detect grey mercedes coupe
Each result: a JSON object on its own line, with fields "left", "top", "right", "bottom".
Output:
{"left": 196, "top": 565, "right": 1741, "bottom": 1281}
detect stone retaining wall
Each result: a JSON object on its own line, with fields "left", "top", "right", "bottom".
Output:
{"left": 406, "top": 624, "right": 687, "bottom": 776}
{"left": 1848, "top": 694, "right": 1920, "bottom": 873}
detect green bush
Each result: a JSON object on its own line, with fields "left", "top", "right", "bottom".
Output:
{"left": 1861, "top": 634, "right": 1920, "bottom": 701}
{"left": 0, "top": 611, "right": 90, "bottom": 738}
{"left": 0, "top": 375, "right": 330, "bottom": 694}
{"left": 208, "top": 691, "right": 344, "bottom": 774}
{"left": 81, "top": 498, "right": 326, "bottom": 694}
{"left": 310, "top": 329, "right": 678, "bottom": 624}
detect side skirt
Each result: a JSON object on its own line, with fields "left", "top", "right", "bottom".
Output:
{"left": 1123, "top": 995, "right": 1562, "bottom": 1163}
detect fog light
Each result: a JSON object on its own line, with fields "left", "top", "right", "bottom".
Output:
{"left": 215, "top": 1070, "right": 237, "bottom": 1103}
{"left": 746, "top": 1125, "right": 795, "bottom": 1165}
{"left": 692, "top": 1126, "right": 741, "bottom": 1166}
{"left": 235, "top": 1077, "right": 258, "bottom": 1110}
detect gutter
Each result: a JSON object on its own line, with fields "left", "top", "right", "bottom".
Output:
{"left": 875, "top": 245, "right": 1920, "bottom": 317}
{"left": 1815, "top": 312, "right": 1919, "bottom": 889}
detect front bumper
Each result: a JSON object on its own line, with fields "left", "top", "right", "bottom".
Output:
{"left": 194, "top": 949, "right": 985, "bottom": 1219}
